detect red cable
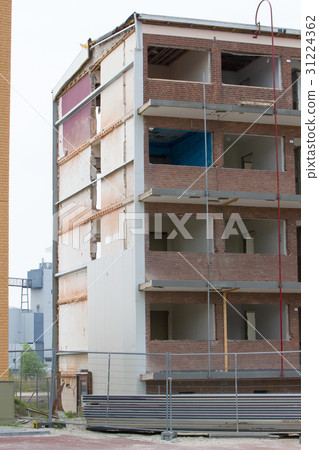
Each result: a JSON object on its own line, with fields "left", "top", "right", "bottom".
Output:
{"left": 255, "top": 0, "right": 284, "bottom": 376}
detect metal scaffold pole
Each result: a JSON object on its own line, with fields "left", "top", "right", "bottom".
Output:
{"left": 203, "top": 72, "right": 211, "bottom": 377}
{"left": 254, "top": 0, "right": 284, "bottom": 377}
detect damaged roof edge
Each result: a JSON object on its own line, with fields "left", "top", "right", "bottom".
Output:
{"left": 92, "top": 13, "right": 135, "bottom": 45}
{"left": 52, "top": 12, "right": 136, "bottom": 101}
{"left": 137, "top": 12, "right": 300, "bottom": 36}
{"left": 52, "top": 47, "right": 90, "bottom": 100}
{"left": 52, "top": 11, "right": 300, "bottom": 100}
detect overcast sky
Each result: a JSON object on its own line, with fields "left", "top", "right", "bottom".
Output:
{"left": 9, "top": 0, "right": 301, "bottom": 306}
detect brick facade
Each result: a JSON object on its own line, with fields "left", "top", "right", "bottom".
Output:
{"left": 141, "top": 25, "right": 300, "bottom": 383}
{"left": 145, "top": 291, "right": 300, "bottom": 370}
{"left": 143, "top": 33, "right": 301, "bottom": 108}
{"left": 0, "top": 0, "right": 11, "bottom": 379}
{"left": 144, "top": 117, "right": 300, "bottom": 193}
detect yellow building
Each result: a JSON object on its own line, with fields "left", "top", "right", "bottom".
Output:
{"left": 0, "top": 0, "right": 12, "bottom": 379}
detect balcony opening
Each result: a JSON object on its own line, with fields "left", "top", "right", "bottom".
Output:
{"left": 294, "top": 138, "right": 301, "bottom": 194}
{"left": 223, "top": 134, "right": 284, "bottom": 171}
{"left": 148, "top": 46, "right": 211, "bottom": 82}
{"left": 225, "top": 218, "right": 286, "bottom": 254}
{"left": 222, "top": 52, "right": 281, "bottom": 88}
{"left": 149, "top": 214, "right": 214, "bottom": 253}
{"left": 150, "top": 303, "right": 215, "bottom": 340}
{"left": 227, "top": 304, "right": 289, "bottom": 340}
{"left": 291, "top": 60, "right": 301, "bottom": 110}
{"left": 149, "top": 128, "right": 212, "bottom": 167}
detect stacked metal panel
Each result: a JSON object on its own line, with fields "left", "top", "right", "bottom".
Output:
{"left": 83, "top": 393, "right": 301, "bottom": 432}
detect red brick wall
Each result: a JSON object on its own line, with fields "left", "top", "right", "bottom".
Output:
{"left": 145, "top": 291, "right": 300, "bottom": 373}
{"left": 141, "top": 30, "right": 300, "bottom": 377}
{"left": 143, "top": 33, "right": 301, "bottom": 108}
{"left": 144, "top": 117, "right": 300, "bottom": 194}
{"left": 144, "top": 203, "right": 300, "bottom": 282}
{"left": 146, "top": 378, "right": 301, "bottom": 394}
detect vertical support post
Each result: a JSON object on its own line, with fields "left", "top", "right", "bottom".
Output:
{"left": 162, "top": 351, "right": 176, "bottom": 441}
{"left": 106, "top": 353, "right": 111, "bottom": 425}
{"left": 169, "top": 352, "right": 173, "bottom": 433}
{"left": 133, "top": 13, "right": 147, "bottom": 362}
{"left": 52, "top": 99, "right": 59, "bottom": 402}
{"left": 254, "top": 0, "right": 283, "bottom": 377}
{"left": 36, "top": 376, "right": 39, "bottom": 409}
{"left": 166, "top": 352, "right": 169, "bottom": 432}
{"left": 47, "top": 377, "right": 50, "bottom": 411}
{"left": 19, "top": 353, "right": 23, "bottom": 417}
{"left": 235, "top": 353, "right": 239, "bottom": 433}
{"left": 203, "top": 72, "right": 211, "bottom": 378}
{"left": 49, "top": 347, "right": 56, "bottom": 423}
{"left": 223, "top": 292, "right": 228, "bottom": 372}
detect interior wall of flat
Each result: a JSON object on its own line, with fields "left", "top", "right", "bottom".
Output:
{"left": 100, "top": 208, "right": 125, "bottom": 255}
{"left": 223, "top": 134, "right": 284, "bottom": 171}
{"left": 245, "top": 219, "right": 285, "bottom": 254}
{"left": 222, "top": 55, "right": 281, "bottom": 87}
{"left": 227, "top": 303, "right": 289, "bottom": 340}
{"left": 149, "top": 129, "right": 212, "bottom": 166}
{"left": 58, "top": 353, "right": 88, "bottom": 374}
{"left": 291, "top": 59, "right": 301, "bottom": 109}
{"left": 58, "top": 222, "right": 91, "bottom": 271}
{"left": 61, "top": 74, "right": 92, "bottom": 154}
{"left": 172, "top": 304, "right": 215, "bottom": 340}
{"left": 59, "top": 147, "right": 92, "bottom": 200}
{"left": 149, "top": 214, "right": 213, "bottom": 253}
{"left": 225, "top": 219, "right": 285, "bottom": 254}
{"left": 58, "top": 269, "right": 87, "bottom": 303}
{"left": 58, "top": 301, "right": 88, "bottom": 351}
{"left": 101, "top": 125, "right": 125, "bottom": 174}
{"left": 225, "top": 232, "right": 244, "bottom": 253}
{"left": 125, "top": 117, "right": 135, "bottom": 162}
{"left": 100, "top": 38, "right": 134, "bottom": 129}
{"left": 148, "top": 49, "right": 210, "bottom": 82}
{"left": 100, "top": 169, "right": 126, "bottom": 207}
{"left": 150, "top": 303, "right": 215, "bottom": 340}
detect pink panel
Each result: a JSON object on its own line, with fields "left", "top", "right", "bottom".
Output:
{"left": 62, "top": 74, "right": 91, "bottom": 115}
{"left": 61, "top": 74, "right": 92, "bottom": 153}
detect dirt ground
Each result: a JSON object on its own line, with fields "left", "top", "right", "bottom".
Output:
{"left": 0, "top": 421, "right": 301, "bottom": 449}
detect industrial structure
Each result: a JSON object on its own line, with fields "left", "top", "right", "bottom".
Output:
{"left": 53, "top": 13, "right": 301, "bottom": 411}
{"left": 9, "top": 261, "right": 53, "bottom": 371}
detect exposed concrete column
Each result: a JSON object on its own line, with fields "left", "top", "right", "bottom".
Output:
{"left": 134, "top": 14, "right": 146, "bottom": 357}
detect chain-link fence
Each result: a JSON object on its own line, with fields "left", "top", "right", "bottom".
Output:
{"left": 10, "top": 375, "right": 51, "bottom": 411}
{"left": 9, "top": 347, "right": 51, "bottom": 417}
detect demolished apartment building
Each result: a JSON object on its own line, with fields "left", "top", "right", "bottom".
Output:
{"left": 52, "top": 13, "right": 301, "bottom": 411}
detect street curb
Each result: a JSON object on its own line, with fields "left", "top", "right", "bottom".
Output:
{"left": 0, "top": 430, "right": 51, "bottom": 437}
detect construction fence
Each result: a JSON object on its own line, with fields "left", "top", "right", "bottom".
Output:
{"left": 8, "top": 347, "right": 300, "bottom": 432}
{"left": 57, "top": 349, "right": 301, "bottom": 434}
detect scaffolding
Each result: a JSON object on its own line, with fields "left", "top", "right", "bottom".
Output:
{"left": 8, "top": 277, "right": 32, "bottom": 310}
